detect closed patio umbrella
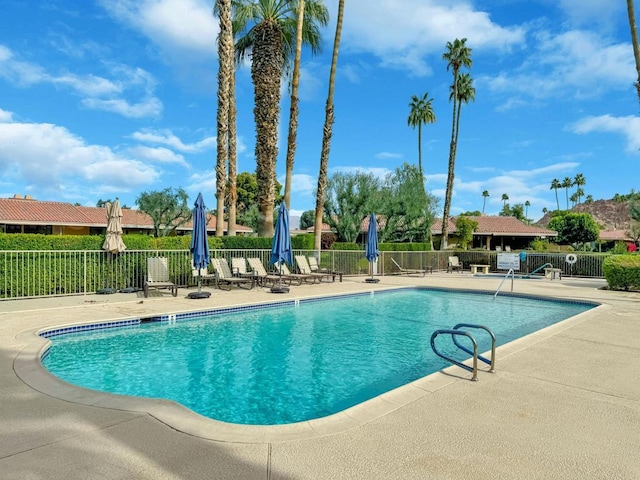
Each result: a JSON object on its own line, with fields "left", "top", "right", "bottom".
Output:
{"left": 270, "top": 203, "right": 293, "bottom": 293}
{"left": 98, "top": 199, "right": 126, "bottom": 294}
{"left": 188, "top": 193, "right": 211, "bottom": 299}
{"left": 365, "top": 213, "right": 380, "bottom": 283}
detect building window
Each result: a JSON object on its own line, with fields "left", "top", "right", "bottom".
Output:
{"left": 5, "top": 224, "right": 22, "bottom": 234}
{"left": 23, "top": 225, "right": 53, "bottom": 234}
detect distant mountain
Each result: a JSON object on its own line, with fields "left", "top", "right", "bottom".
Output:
{"left": 535, "top": 199, "right": 631, "bottom": 231}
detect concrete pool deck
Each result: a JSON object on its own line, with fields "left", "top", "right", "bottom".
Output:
{"left": 1, "top": 273, "right": 638, "bottom": 479}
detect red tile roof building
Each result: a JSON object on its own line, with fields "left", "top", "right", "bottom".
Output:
{"left": 0, "top": 195, "right": 252, "bottom": 236}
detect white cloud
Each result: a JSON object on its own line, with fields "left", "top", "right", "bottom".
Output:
{"left": 0, "top": 108, "right": 13, "bottom": 123}
{"left": 130, "top": 128, "right": 216, "bottom": 152}
{"left": 99, "top": 0, "right": 218, "bottom": 62}
{"left": 128, "top": 146, "right": 188, "bottom": 167}
{"left": 375, "top": 152, "right": 403, "bottom": 160}
{"left": 571, "top": 114, "right": 640, "bottom": 152}
{"left": 557, "top": 0, "right": 625, "bottom": 29}
{"left": 0, "top": 119, "right": 160, "bottom": 195}
{"left": 0, "top": 45, "right": 163, "bottom": 119}
{"left": 339, "top": 0, "right": 525, "bottom": 75}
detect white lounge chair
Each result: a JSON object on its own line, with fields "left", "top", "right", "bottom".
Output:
{"left": 390, "top": 258, "right": 431, "bottom": 276}
{"left": 308, "top": 255, "right": 343, "bottom": 281}
{"left": 211, "top": 258, "right": 254, "bottom": 290}
{"left": 295, "top": 255, "right": 335, "bottom": 282}
{"left": 247, "top": 258, "right": 300, "bottom": 287}
{"left": 447, "top": 256, "right": 463, "bottom": 273}
{"left": 144, "top": 257, "right": 178, "bottom": 297}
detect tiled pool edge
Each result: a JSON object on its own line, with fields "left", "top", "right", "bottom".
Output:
{"left": 15, "top": 287, "right": 605, "bottom": 444}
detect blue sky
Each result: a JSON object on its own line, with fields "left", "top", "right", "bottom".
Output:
{"left": 0, "top": 0, "right": 638, "bottom": 226}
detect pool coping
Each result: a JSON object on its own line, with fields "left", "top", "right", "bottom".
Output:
{"left": 13, "top": 286, "right": 606, "bottom": 444}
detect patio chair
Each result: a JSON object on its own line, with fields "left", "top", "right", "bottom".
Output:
{"left": 279, "top": 263, "right": 317, "bottom": 284}
{"left": 390, "top": 258, "right": 431, "bottom": 276}
{"left": 295, "top": 255, "right": 335, "bottom": 282}
{"left": 308, "top": 255, "right": 343, "bottom": 282}
{"left": 211, "top": 258, "right": 255, "bottom": 291}
{"left": 191, "top": 263, "right": 216, "bottom": 286}
{"left": 231, "top": 257, "right": 254, "bottom": 278}
{"left": 144, "top": 257, "right": 178, "bottom": 297}
{"left": 447, "top": 256, "right": 463, "bottom": 273}
{"left": 246, "top": 258, "right": 297, "bottom": 287}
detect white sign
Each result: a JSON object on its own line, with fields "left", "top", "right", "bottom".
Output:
{"left": 497, "top": 253, "right": 520, "bottom": 270}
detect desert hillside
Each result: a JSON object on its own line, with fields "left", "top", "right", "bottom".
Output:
{"left": 535, "top": 199, "right": 631, "bottom": 231}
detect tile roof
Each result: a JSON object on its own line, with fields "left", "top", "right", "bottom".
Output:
{"left": 0, "top": 197, "right": 252, "bottom": 233}
{"left": 598, "top": 230, "right": 633, "bottom": 242}
{"left": 431, "top": 215, "right": 558, "bottom": 237}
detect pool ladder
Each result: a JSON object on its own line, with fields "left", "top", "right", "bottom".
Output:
{"left": 430, "top": 323, "right": 496, "bottom": 381}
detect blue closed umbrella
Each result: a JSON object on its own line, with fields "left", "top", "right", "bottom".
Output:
{"left": 189, "top": 193, "right": 211, "bottom": 299}
{"left": 365, "top": 213, "right": 379, "bottom": 282}
{"left": 270, "top": 203, "right": 292, "bottom": 293}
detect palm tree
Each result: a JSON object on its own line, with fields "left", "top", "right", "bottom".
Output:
{"left": 407, "top": 92, "right": 436, "bottom": 179}
{"left": 313, "top": 0, "right": 344, "bottom": 252}
{"left": 441, "top": 38, "right": 472, "bottom": 249}
{"left": 627, "top": 0, "right": 640, "bottom": 107}
{"left": 585, "top": 194, "right": 594, "bottom": 204}
{"left": 525, "top": 200, "right": 530, "bottom": 219}
{"left": 573, "top": 173, "right": 586, "bottom": 204}
{"left": 542, "top": 207, "right": 548, "bottom": 215}
{"left": 215, "top": 0, "right": 233, "bottom": 236}
{"left": 570, "top": 191, "right": 579, "bottom": 208}
{"left": 227, "top": 48, "right": 238, "bottom": 236}
{"left": 501, "top": 193, "right": 509, "bottom": 207}
{"left": 482, "top": 190, "right": 489, "bottom": 213}
{"left": 283, "top": 0, "right": 305, "bottom": 210}
{"left": 234, "top": 0, "right": 329, "bottom": 236}
{"left": 550, "top": 178, "right": 561, "bottom": 210}
{"left": 562, "top": 176, "right": 573, "bottom": 209}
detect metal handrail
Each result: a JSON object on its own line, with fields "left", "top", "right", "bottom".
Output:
{"left": 430, "top": 329, "right": 479, "bottom": 381}
{"left": 527, "top": 262, "right": 553, "bottom": 277}
{"left": 494, "top": 268, "right": 514, "bottom": 298}
{"left": 452, "top": 323, "right": 496, "bottom": 372}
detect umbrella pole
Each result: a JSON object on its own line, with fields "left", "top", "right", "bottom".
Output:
{"left": 270, "top": 262, "right": 290, "bottom": 293}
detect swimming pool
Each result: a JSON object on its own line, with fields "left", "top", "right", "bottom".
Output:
{"left": 42, "top": 288, "right": 594, "bottom": 425}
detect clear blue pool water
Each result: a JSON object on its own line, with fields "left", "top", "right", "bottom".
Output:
{"left": 42, "top": 289, "right": 593, "bottom": 425}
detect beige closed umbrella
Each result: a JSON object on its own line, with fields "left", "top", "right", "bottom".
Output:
{"left": 98, "top": 200, "right": 126, "bottom": 294}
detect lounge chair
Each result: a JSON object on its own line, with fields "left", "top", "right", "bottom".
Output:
{"left": 211, "top": 258, "right": 254, "bottom": 290}
{"left": 295, "top": 255, "right": 335, "bottom": 282}
{"left": 144, "top": 257, "right": 178, "bottom": 297}
{"left": 447, "top": 256, "right": 463, "bottom": 273}
{"left": 232, "top": 257, "right": 255, "bottom": 278}
{"left": 192, "top": 263, "right": 216, "bottom": 286}
{"left": 390, "top": 258, "right": 431, "bottom": 276}
{"left": 247, "top": 258, "right": 298, "bottom": 287}
{"left": 308, "top": 255, "right": 343, "bottom": 282}
{"left": 280, "top": 263, "right": 317, "bottom": 284}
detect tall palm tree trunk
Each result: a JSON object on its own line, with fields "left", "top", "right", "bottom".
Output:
{"left": 284, "top": 0, "right": 305, "bottom": 210}
{"left": 627, "top": 0, "right": 640, "bottom": 107}
{"left": 441, "top": 76, "right": 458, "bottom": 250}
{"left": 417, "top": 124, "right": 423, "bottom": 178}
{"left": 215, "top": 0, "right": 233, "bottom": 236}
{"left": 253, "top": 21, "right": 285, "bottom": 237}
{"left": 227, "top": 65, "right": 238, "bottom": 236}
{"left": 314, "top": 0, "right": 344, "bottom": 252}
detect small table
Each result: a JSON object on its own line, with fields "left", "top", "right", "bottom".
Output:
{"left": 544, "top": 268, "right": 562, "bottom": 280}
{"left": 470, "top": 264, "right": 490, "bottom": 274}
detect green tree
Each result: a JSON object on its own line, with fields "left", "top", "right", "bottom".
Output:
{"left": 562, "top": 176, "right": 573, "bottom": 209}
{"left": 573, "top": 173, "right": 586, "bottom": 204}
{"left": 548, "top": 212, "right": 599, "bottom": 246}
{"left": 627, "top": 0, "right": 640, "bottom": 107}
{"left": 136, "top": 188, "right": 192, "bottom": 237}
{"left": 542, "top": 207, "right": 548, "bottom": 215}
{"left": 234, "top": 0, "right": 328, "bottom": 237}
{"left": 234, "top": 172, "right": 283, "bottom": 221}
{"left": 570, "top": 191, "right": 579, "bottom": 208}
{"left": 215, "top": 0, "right": 234, "bottom": 236}
{"left": 324, "top": 171, "right": 380, "bottom": 242}
{"left": 550, "top": 178, "right": 561, "bottom": 210}
{"left": 299, "top": 210, "right": 315, "bottom": 230}
{"left": 524, "top": 200, "right": 530, "bottom": 219}
{"left": 501, "top": 193, "right": 509, "bottom": 207}
{"left": 379, "top": 163, "right": 437, "bottom": 243}
{"left": 460, "top": 210, "right": 482, "bottom": 216}
{"left": 283, "top": 0, "right": 305, "bottom": 210}
{"left": 314, "top": 0, "right": 344, "bottom": 252}
{"left": 455, "top": 216, "right": 478, "bottom": 249}
{"left": 440, "top": 38, "right": 472, "bottom": 249}
{"left": 585, "top": 195, "right": 594, "bottom": 204}
{"left": 407, "top": 92, "right": 436, "bottom": 179}
{"left": 481, "top": 190, "right": 489, "bottom": 213}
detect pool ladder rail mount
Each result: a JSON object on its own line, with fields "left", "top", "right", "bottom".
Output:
{"left": 430, "top": 323, "right": 496, "bottom": 381}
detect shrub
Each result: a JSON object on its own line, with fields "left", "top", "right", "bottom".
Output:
{"left": 332, "top": 242, "right": 361, "bottom": 251}
{"left": 602, "top": 255, "right": 640, "bottom": 291}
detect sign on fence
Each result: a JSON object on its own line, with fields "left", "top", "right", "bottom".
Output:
{"left": 497, "top": 253, "right": 520, "bottom": 270}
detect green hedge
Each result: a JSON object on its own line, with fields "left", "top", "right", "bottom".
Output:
{"left": 603, "top": 254, "right": 640, "bottom": 291}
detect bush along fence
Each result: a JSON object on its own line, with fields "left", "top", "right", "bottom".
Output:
{"left": 0, "top": 248, "right": 611, "bottom": 300}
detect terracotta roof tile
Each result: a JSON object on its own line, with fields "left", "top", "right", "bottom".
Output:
{"left": 0, "top": 197, "right": 252, "bottom": 233}
{"left": 431, "top": 216, "right": 557, "bottom": 237}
